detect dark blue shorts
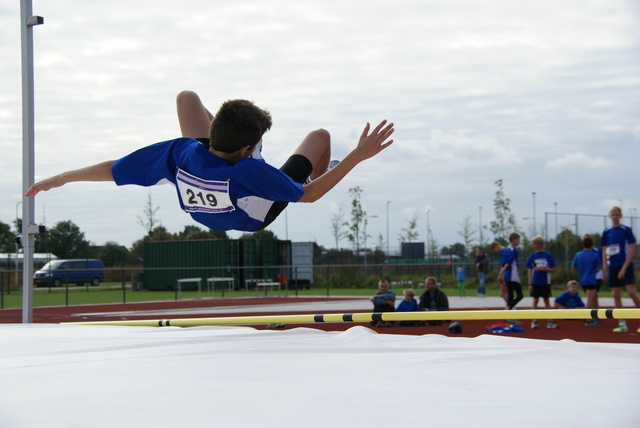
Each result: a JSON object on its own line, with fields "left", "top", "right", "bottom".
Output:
{"left": 581, "top": 283, "right": 601, "bottom": 292}
{"left": 608, "top": 265, "right": 636, "bottom": 287}
{"left": 530, "top": 284, "right": 552, "bottom": 298}
{"left": 260, "top": 154, "right": 313, "bottom": 229}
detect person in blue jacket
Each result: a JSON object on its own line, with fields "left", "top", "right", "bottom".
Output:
{"left": 396, "top": 288, "right": 419, "bottom": 326}
{"left": 496, "top": 233, "right": 522, "bottom": 310}
{"left": 26, "top": 91, "right": 394, "bottom": 233}
{"left": 554, "top": 280, "right": 585, "bottom": 309}
{"left": 456, "top": 266, "right": 466, "bottom": 297}
{"left": 572, "top": 234, "right": 602, "bottom": 325}
{"left": 602, "top": 206, "right": 639, "bottom": 333}
{"left": 526, "top": 235, "right": 558, "bottom": 329}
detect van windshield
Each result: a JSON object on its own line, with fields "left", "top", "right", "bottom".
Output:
{"left": 40, "top": 261, "right": 64, "bottom": 270}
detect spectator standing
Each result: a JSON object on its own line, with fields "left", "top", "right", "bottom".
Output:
{"left": 475, "top": 247, "right": 489, "bottom": 297}
{"left": 456, "top": 266, "right": 466, "bottom": 297}
{"left": 498, "top": 233, "right": 523, "bottom": 310}
{"left": 526, "top": 236, "right": 558, "bottom": 329}
{"left": 572, "top": 234, "right": 602, "bottom": 326}
{"left": 602, "top": 206, "right": 640, "bottom": 333}
{"left": 490, "top": 241, "right": 509, "bottom": 305}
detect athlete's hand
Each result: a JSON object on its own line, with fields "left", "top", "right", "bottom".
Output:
{"left": 25, "top": 174, "right": 66, "bottom": 197}
{"left": 25, "top": 160, "right": 115, "bottom": 197}
{"left": 354, "top": 120, "right": 394, "bottom": 160}
{"left": 618, "top": 266, "right": 627, "bottom": 280}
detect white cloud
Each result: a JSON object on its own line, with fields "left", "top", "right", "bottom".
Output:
{"left": 398, "top": 129, "right": 522, "bottom": 167}
{"left": 547, "top": 152, "right": 612, "bottom": 169}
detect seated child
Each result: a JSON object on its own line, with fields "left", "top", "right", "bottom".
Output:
{"left": 555, "top": 280, "right": 588, "bottom": 326}
{"left": 396, "top": 288, "right": 419, "bottom": 326}
{"left": 554, "top": 280, "right": 586, "bottom": 309}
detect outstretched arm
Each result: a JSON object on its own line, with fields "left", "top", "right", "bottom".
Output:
{"left": 298, "top": 120, "right": 394, "bottom": 203}
{"left": 25, "top": 160, "right": 115, "bottom": 197}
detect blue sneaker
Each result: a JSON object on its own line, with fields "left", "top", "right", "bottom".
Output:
{"left": 304, "top": 160, "right": 340, "bottom": 184}
{"left": 251, "top": 139, "right": 264, "bottom": 160}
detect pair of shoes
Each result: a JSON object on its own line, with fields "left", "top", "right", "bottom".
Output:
{"left": 304, "top": 160, "right": 340, "bottom": 184}
{"left": 251, "top": 139, "right": 264, "bottom": 160}
{"left": 585, "top": 319, "right": 601, "bottom": 327}
{"left": 531, "top": 320, "right": 538, "bottom": 329}
{"left": 267, "top": 323, "right": 285, "bottom": 329}
{"left": 613, "top": 322, "right": 628, "bottom": 333}
{"left": 547, "top": 321, "right": 559, "bottom": 329}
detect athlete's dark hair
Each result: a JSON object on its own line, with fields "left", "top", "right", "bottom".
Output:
{"left": 209, "top": 99, "right": 272, "bottom": 153}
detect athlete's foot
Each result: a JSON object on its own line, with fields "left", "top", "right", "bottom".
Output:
{"left": 613, "top": 322, "right": 628, "bottom": 333}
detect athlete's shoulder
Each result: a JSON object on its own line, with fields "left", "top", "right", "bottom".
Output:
{"left": 620, "top": 224, "right": 634, "bottom": 234}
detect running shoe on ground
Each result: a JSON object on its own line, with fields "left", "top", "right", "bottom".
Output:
{"left": 613, "top": 322, "right": 628, "bottom": 333}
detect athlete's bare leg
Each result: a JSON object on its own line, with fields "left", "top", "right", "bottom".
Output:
{"left": 291, "top": 129, "right": 331, "bottom": 180}
{"left": 176, "top": 90, "right": 213, "bottom": 139}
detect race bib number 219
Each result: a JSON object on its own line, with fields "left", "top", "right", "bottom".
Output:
{"left": 176, "top": 169, "right": 234, "bottom": 214}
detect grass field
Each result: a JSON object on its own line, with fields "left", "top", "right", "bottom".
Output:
{"left": 0, "top": 282, "right": 615, "bottom": 309}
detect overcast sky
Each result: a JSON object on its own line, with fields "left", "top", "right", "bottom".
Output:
{"left": 1, "top": 0, "right": 639, "bottom": 254}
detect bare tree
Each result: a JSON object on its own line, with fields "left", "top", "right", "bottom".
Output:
{"left": 329, "top": 203, "right": 348, "bottom": 249}
{"left": 346, "top": 186, "right": 367, "bottom": 253}
{"left": 375, "top": 232, "right": 385, "bottom": 253}
{"left": 138, "top": 191, "right": 161, "bottom": 236}
{"left": 426, "top": 233, "right": 439, "bottom": 261}
{"left": 488, "top": 179, "right": 518, "bottom": 243}
{"left": 399, "top": 213, "right": 420, "bottom": 242}
{"left": 457, "top": 214, "right": 477, "bottom": 257}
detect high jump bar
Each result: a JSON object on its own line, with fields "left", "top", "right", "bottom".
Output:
{"left": 63, "top": 308, "right": 640, "bottom": 327}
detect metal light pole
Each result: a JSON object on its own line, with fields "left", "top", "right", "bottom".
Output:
{"left": 386, "top": 201, "right": 390, "bottom": 257}
{"left": 478, "top": 206, "right": 483, "bottom": 247}
{"left": 532, "top": 192, "right": 537, "bottom": 236}
{"left": 554, "top": 202, "right": 558, "bottom": 240}
{"left": 426, "top": 209, "right": 431, "bottom": 262}
{"left": 284, "top": 209, "right": 288, "bottom": 241}
{"left": 20, "top": 0, "right": 44, "bottom": 323}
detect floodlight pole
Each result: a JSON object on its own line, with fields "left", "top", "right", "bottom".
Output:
{"left": 20, "top": 0, "right": 43, "bottom": 323}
